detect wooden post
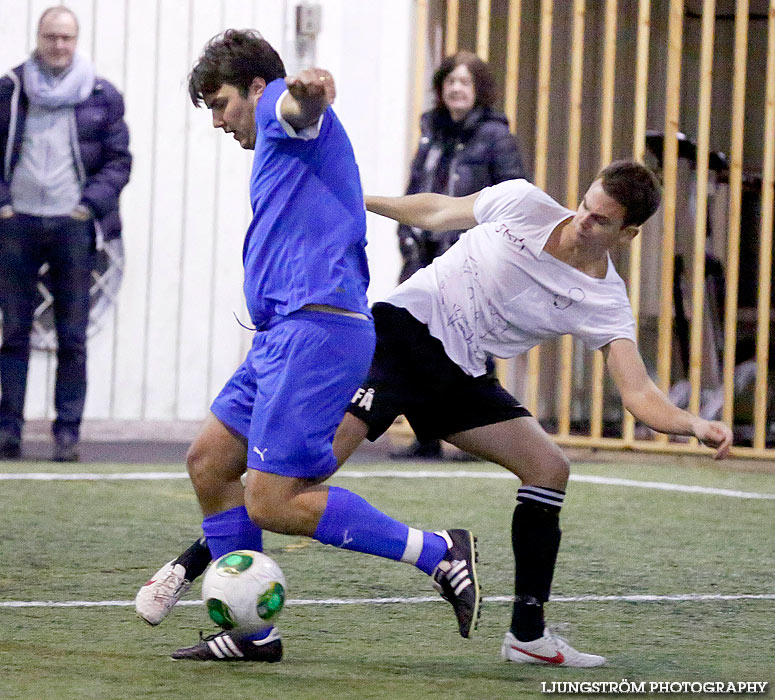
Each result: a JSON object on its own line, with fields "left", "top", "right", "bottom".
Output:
{"left": 753, "top": 0, "right": 775, "bottom": 449}
{"left": 687, "top": 0, "right": 716, "bottom": 443}
{"left": 533, "top": 0, "right": 553, "bottom": 191}
{"left": 504, "top": 0, "right": 522, "bottom": 132}
{"left": 654, "top": 0, "right": 684, "bottom": 443}
{"left": 477, "top": 0, "right": 491, "bottom": 61}
{"left": 411, "top": 0, "right": 430, "bottom": 149}
{"left": 721, "top": 0, "right": 749, "bottom": 427}
{"left": 558, "top": 0, "right": 586, "bottom": 437}
{"left": 446, "top": 0, "right": 459, "bottom": 55}
{"left": 526, "top": 0, "right": 554, "bottom": 415}
{"left": 623, "top": 0, "right": 651, "bottom": 444}
{"left": 498, "top": 0, "right": 524, "bottom": 397}
{"left": 591, "top": 0, "right": 618, "bottom": 439}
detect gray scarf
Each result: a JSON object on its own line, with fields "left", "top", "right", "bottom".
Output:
{"left": 23, "top": 53, "right": 95, "bottom": 108}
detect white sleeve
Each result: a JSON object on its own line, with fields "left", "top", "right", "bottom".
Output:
{"left": 274, "top": 89, "right": 325, "bottom": 140}
{"left": 473, "top": 179, "right": 533, "bottom": 225}
{"left": 577, "top": 303, "right": 637, "bottom": 350}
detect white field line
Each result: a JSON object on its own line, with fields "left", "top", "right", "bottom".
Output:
{"left": 2, "top": 593, "right": 774, "bottom": 609}
{"left": 1, "top": 469, "right": 774, "bottom": 500}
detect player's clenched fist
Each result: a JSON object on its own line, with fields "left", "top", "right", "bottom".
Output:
{"left": 285, "top": 67, "right": 336, "bottom": 106}
{"left": 693, "top": 418, "right": 733, "bottom": 459}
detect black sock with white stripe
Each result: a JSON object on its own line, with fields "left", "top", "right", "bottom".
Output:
{"left": 510, "top": 486, "right": 565, "bottom": 642}
{"left": 517, "top": 485, "right": 565, "bottom": 511}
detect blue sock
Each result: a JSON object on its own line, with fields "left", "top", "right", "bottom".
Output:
{"left": 313, "top": 486, "right": 447, "bottom": 575}
{"left": 201, "top": 506, "right": 263, "bottom": 559}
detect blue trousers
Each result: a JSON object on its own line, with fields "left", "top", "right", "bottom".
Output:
{"left": 0, "top": 214, "right": 94, "bottom": 441}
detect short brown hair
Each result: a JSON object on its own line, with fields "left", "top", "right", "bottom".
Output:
{"left": 432, "top": 51, "right": 497, "bottom": 110}
{"left": 188, "top": 29, "right": 286, "bottom": 106}
{"left": 597, "top": 160, "right": 662, "bottom": 227}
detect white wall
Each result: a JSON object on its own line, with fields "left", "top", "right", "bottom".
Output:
{"left": 0, "top": 0, "right": 413, "bottom": 423}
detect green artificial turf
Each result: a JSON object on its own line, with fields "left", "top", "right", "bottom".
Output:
{"left": 1, "top": 459, "right": 773, "bottom": 699}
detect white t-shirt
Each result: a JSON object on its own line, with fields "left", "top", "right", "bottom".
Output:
{"left": 386, "top": 179, "right": 637, "bottom": 377}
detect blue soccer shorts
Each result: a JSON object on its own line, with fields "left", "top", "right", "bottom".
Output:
{"left": 211, "top": 310, "right": 375, "bottom": 479}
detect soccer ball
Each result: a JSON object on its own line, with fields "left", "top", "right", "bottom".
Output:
{"left": 202, "top": 550, "right": 286, "bottom": 631}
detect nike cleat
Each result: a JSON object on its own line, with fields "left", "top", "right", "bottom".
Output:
{"left": 171, "top": 627, "right": 282, "bottom": 662}
{"left": 501, "top": 629, "right": 605, "bottom": 667}
{"left": 135, "top": 560, "right": 192, "bottom": 625}
{"left": 431, "top": 529, "right": 481, "bottom": 638}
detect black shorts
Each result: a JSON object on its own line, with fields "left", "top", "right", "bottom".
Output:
{"left": 346, "top": 303, "right": 531, "bottom": 442}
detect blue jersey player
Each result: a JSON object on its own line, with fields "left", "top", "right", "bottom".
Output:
{"left": 135, "top": 30, "right": 479, "bottom": 662}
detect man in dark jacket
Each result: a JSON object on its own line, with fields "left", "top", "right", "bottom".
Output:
{"left": 0, "top": 6, "right": 131, "bottom": 461}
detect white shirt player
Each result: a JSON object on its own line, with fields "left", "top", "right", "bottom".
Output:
{"left": 386, "top": 179, "right": 636, "bottom": 377}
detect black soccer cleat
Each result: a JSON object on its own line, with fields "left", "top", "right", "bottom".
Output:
{"left": 171, "top": 627, "right": 282, "bottom": 662}
{"left": 431, "top": 529, "right": 481, "bottom": 638}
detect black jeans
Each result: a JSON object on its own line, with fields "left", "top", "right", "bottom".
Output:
{"left": 0, "top": 213, "right": 94, "bottom": 441}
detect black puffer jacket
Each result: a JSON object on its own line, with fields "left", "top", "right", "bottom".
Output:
{"left": 398, "top": 106, "right": 526, "bottom": 282}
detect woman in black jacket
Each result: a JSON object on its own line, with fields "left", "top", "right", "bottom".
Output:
{"left": 398, "top": 51, "right": 527, "bottom": 284}
{"left": 395, "top": 51, "right": 527, "bottom": 459}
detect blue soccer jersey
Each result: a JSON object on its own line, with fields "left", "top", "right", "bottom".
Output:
{"left": 243, "top": 78, "right": 371, "bottom": 328}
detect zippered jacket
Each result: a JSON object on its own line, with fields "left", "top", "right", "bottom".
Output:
{"left": 396, "top": 105, "right": 526, "bottom": 281}
{"left": 0, "top": 63, "right": 131, "bottom": 240}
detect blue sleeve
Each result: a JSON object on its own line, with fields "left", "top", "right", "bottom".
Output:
{"left": 255, "top": 78, "right": 327, "bottom": 141}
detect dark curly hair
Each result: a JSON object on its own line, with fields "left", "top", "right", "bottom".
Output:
{"left": 431, "top": 51, "right": 497, "bottom": 110}
{"left": 188, "top": 29, "right": 286, "bottom": 106}
{"left": 597, "top": 160, "right": 662, "bottom": 227}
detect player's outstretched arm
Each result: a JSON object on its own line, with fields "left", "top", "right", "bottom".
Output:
{"left": 365, "top": 192, "right": 479, "bottom": 233}
{"left": 604, "top": 338, "right": 733, "bottom": 459}
{"left": 281, "top": 67, "right": 336, "bottom": 131}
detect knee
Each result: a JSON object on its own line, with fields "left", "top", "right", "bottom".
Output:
{"left": 244, "top": 491, "right": 281, "bottom": 531}
{"left": 522, "top": 447, "right": 570, "bottom": 490}
{"left": 544, "top": 448, "right": 570, "bottom": 489}
{"left": 243, "top": 478, "right": 316, "bottom": 535}
{"left": 186, "top": 440, "right": 228, "bottom": 498}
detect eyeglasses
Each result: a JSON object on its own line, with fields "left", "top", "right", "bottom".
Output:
{"left": 40, "top": 33, "right": 77, "bottom": 43}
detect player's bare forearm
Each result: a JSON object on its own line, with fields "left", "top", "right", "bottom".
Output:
{"left": 365, "top": 192, "right": 478, "bottom": 232}
{"left": 604, "top": 339, "right": 733, "bottom": 458}
{"left": 365, "top": 193, "right": 443, "bottom": 229}
{"left": 619, "top": 386, "right": 732, "bottom": 459}
{"left": 282, "top": 68, "right": 335, "bottom": 130}
{"left": 620, "top": 383, "right": 697, "bottom": 437}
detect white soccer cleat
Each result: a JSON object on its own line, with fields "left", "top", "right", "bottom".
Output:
{"left": 501, "top": 629, "right": 606, "bottom": 667}
{"left": 135, "top": 560, "right": 192, "bottom": 625}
